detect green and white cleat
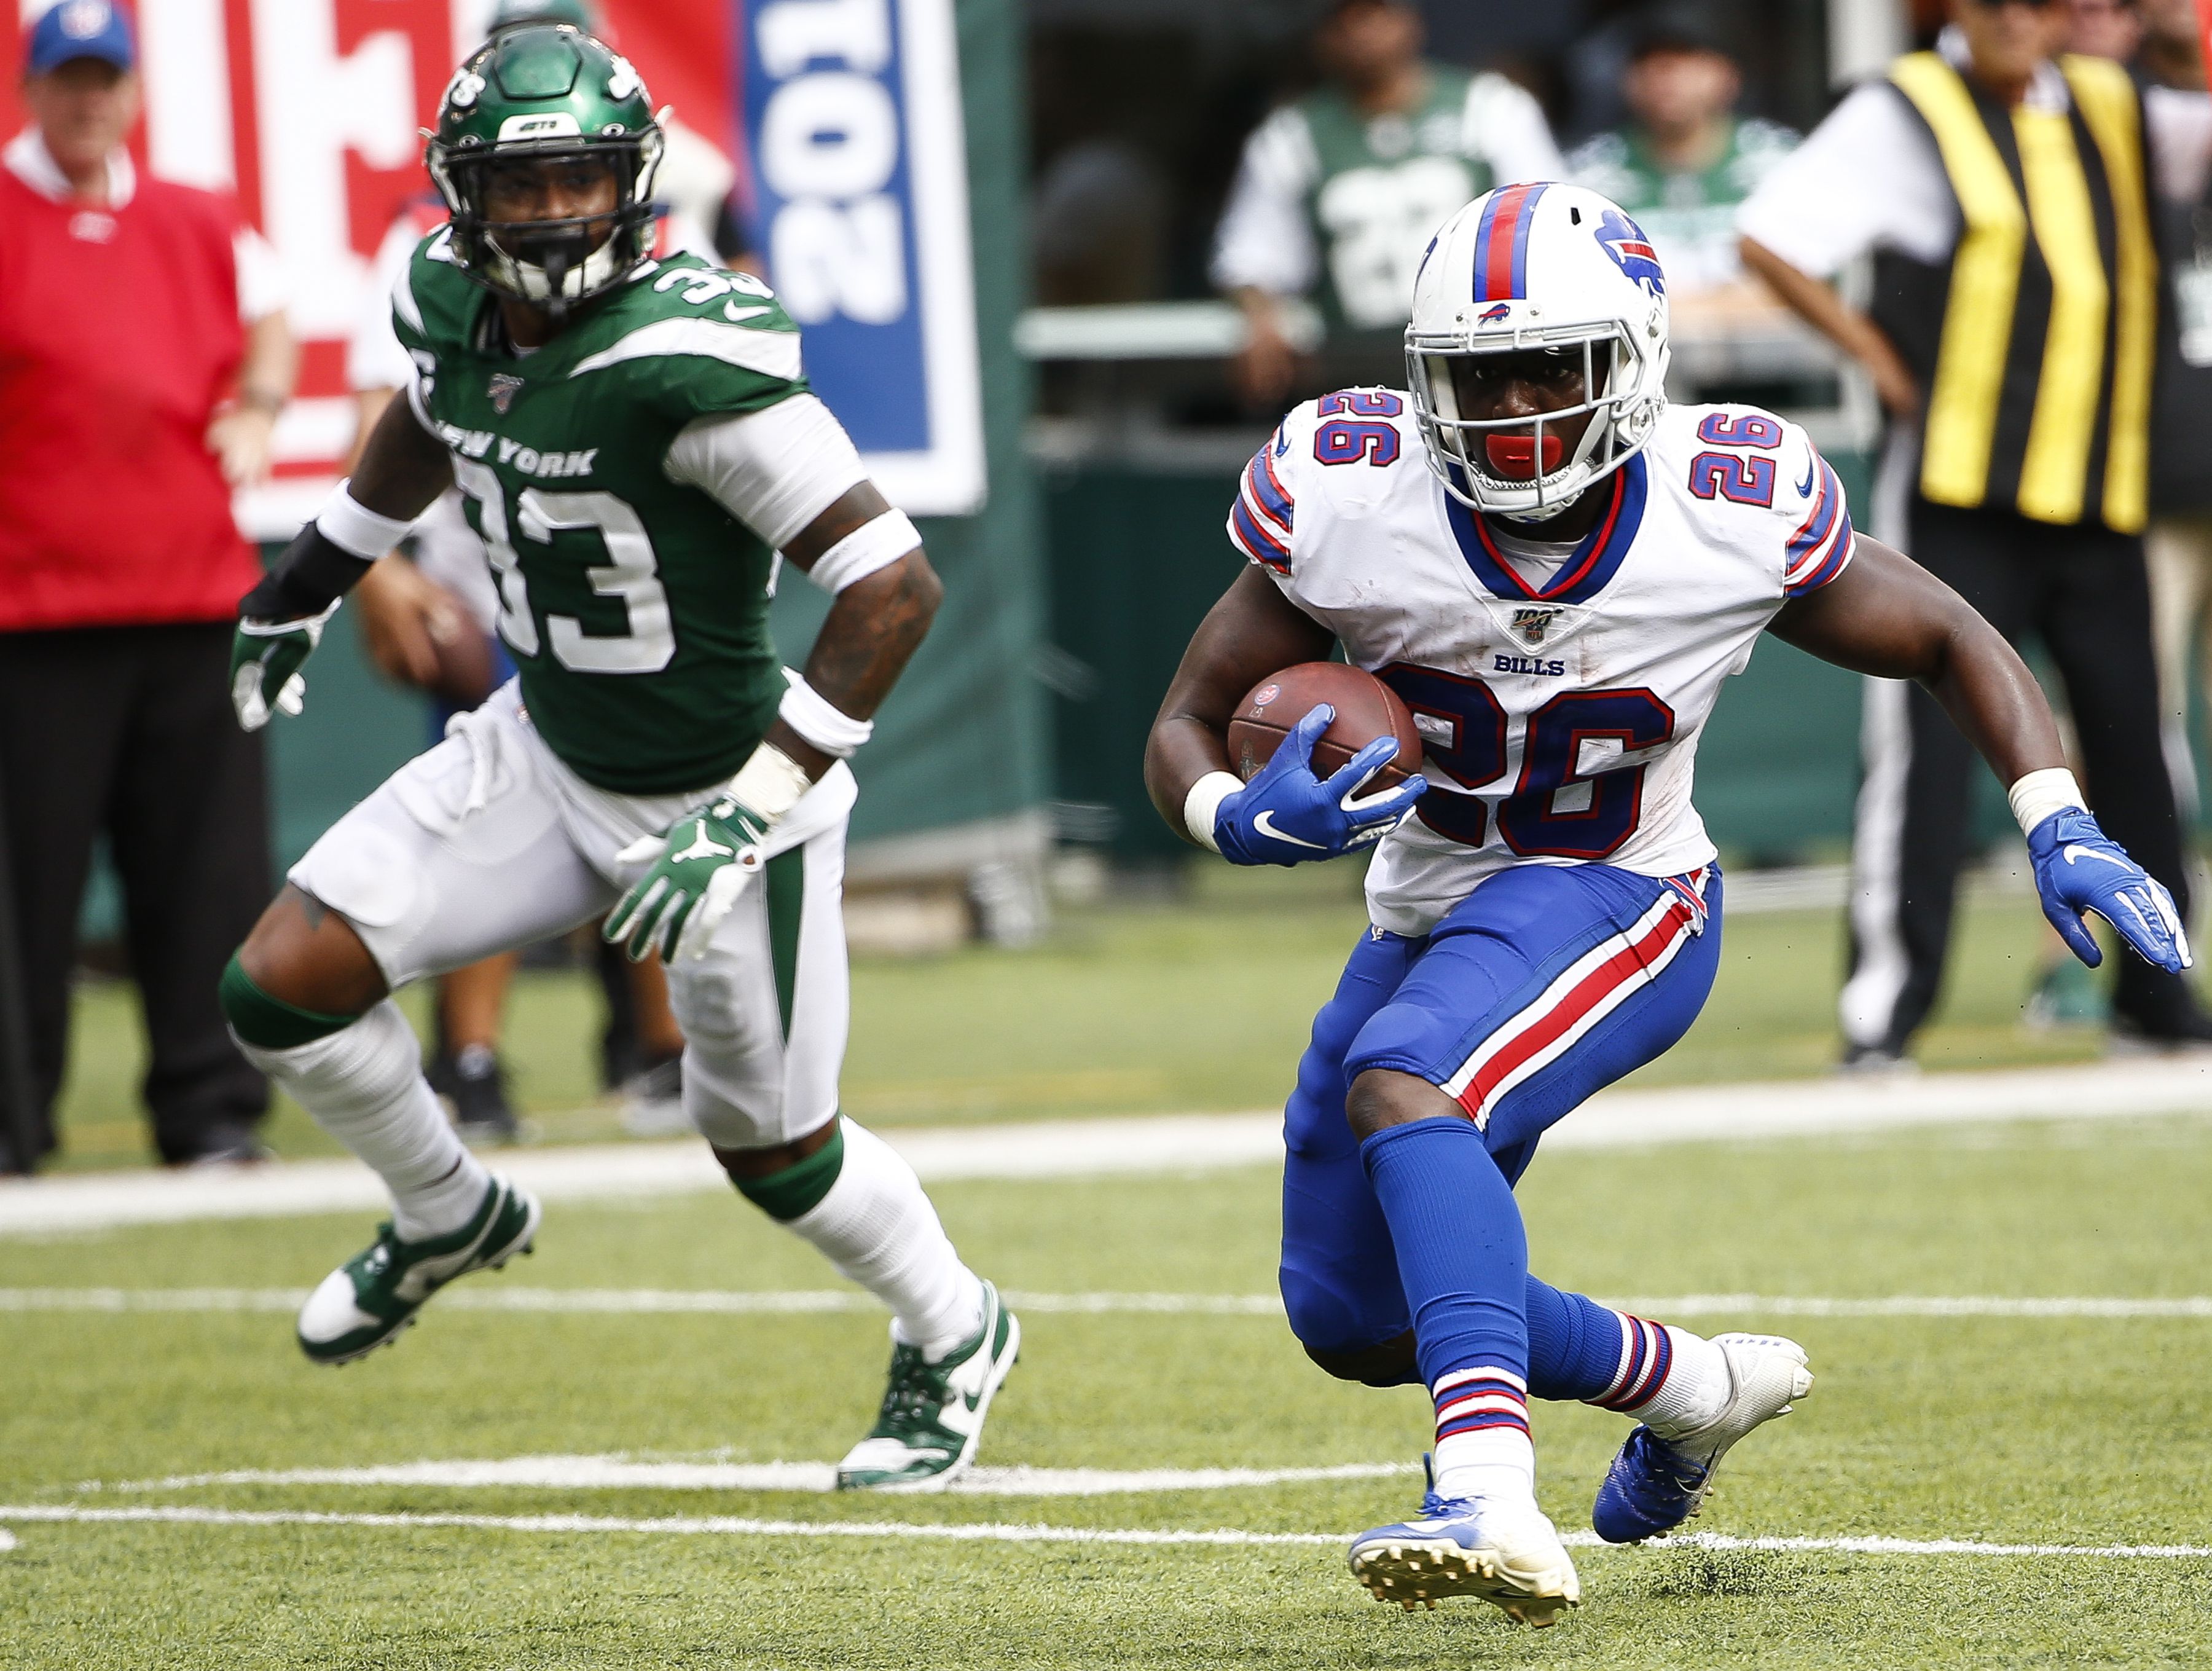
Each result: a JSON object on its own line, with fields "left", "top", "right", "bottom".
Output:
{"left": 296, "top": 1176, "right": 541, "bottom": 1366}
{"left": 836, "top": 1281, "right": 1020, "bottom": 1492}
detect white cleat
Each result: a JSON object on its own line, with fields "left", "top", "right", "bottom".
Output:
{"left": 1349, "top": 1494, "right": 1582, "bottom": 1628}
{"left": 1591, "top": 1331, "right": 1814, "bottom": 1543}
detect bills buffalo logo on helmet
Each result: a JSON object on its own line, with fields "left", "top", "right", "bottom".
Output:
{"left": 1478, "top": 302, "right": 1513, "bottom": 324}
{"left": 1512, "top": 607, "right": 1563, "bottom": 647}
{"left": 1594, "top": 209, "right": 1666, "bottom": 298}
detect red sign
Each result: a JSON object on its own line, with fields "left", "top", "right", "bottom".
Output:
{"left": 0, "top": 2, "right": 739, "bottom": 531}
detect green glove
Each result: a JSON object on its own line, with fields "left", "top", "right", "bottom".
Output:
{"left": 230, "top": 604, "right": 337, "bottom": 732}
{"left": 605, "top": 794, "right": 773, "bottom": 965}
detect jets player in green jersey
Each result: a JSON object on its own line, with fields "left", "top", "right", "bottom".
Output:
{"left": 219, "top": 25, "right": 1018, "bottom": 1491}
{"left": 1566, "top": 12, "right": 1795, "bottom": 309}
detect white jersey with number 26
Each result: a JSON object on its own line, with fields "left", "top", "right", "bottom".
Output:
{"left": 1226, "top": 391, "right": 1856, "bottom": 937}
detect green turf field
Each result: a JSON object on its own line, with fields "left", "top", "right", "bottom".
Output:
{"left": 50, "top": 863, "right": 2103, "bottom": 1171}
{"left": 6, "top": 1111, "right": 2212, "bottom": 1667}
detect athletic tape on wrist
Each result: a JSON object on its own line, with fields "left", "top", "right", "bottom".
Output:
{"left": 728, "top": 741, "right": 813, "bottom": 823}
{"left": 2009, "top": 768, "right": 2087, "bottom": 837}
{"left": 1183, "top": 771, "right": 1242, "bottom": 854}
{"left": 779, "top": 670, "right": 874, "bottom": 757}
{"left": 804, "top": 509, "right": 920, "bottom": 594}
{"left": 315, "top": 482, "right": 415, "bottom": 562}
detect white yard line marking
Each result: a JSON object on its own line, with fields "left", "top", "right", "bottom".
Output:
{"left": 111, "top": 1458, "right": 1421, "bottom": 1496}
{"left": 7, "top": 1057, "right": 2211, "bottom": 1235}
{"left": 7, "top": 1288, "right": 2212, "bottom": 1320}
{"left": 1, "top": 1504, "right": 2206, "bottom": 1560}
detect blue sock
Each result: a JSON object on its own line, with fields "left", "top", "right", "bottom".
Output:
{"left": 1526, "top": 1277, "right": 1631, "bottom": 1402}
{"left": 1359, "top": 1116, "right": 1528, "bottom": 1386}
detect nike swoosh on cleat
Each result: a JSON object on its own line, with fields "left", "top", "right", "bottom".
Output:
{"left": 1253, "top": 811, "right": 1327, "bottom": 849}
{"left": 2061, "top": 844, "right": 2132, "bottom": 871}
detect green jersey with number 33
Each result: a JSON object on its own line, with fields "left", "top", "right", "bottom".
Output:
{"left": 394, "top": 234, "right": 805, "bottom": 795}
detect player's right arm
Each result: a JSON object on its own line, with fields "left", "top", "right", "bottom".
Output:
{"left": 228, "top": 353, "right": 457, "bottom": 731}
{"left": 1145, "top": 564, "right": 1333, "bottom": 835}
{"left": 1146, "top": 562, "right": 1426, "bottom": 869}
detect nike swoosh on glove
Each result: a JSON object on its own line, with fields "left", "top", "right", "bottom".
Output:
{"left": 2027, "top": 808, "right": 2191, "bottom": 973}
{"left": 229, "top": 604, "right": 338, "bottom": 731}
{"left": 605, "top": 794, "right": 772, "bottom": 965}
{"left": 1214, "top": 704, "right": 1429, "bottom": 868}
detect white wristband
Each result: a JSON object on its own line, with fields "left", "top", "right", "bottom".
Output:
{"left": 804, "top": 509, "right": 920, "bottom": 594}
{"left": 779, "top": 670, "right": 875, "bottom": 758}
{"left": 316, "top": 482, "right": 415, "bottom": 562}
{"left": 1183, "top": 771, "right": 1242, "bottom": 854}
{"left": 2009, "top": 768, "right": 2086, "bottom": 837}
{"left": 728, "top": 741, "right": 812, "bottom": 824}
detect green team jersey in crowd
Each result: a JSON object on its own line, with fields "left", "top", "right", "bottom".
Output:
{"left": 1299, "top": 72, "right": 1492, "bottom": 330}
{"left": 1566, "top": 118, "right": 1797, "bottom": 294}
{"left": 1215, "top": 68, "right": 1559, "bottom": 332}
{"left": 394, "top": 237, "right": 803, "bottom": 796}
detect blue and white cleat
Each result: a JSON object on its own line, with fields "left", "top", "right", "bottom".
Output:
{"left": 1591, "top": 1331, "right": 1813, "bottom": 1543}
{"left": 1348, "top": 1490, "right": 1580, "bottom": 1628}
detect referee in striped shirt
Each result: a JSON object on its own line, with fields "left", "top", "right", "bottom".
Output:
{"left": 1739, "top": 0, "right": 2212, "bottom": 1061}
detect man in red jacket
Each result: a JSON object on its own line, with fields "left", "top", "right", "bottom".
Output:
{"left": 0, "top": 1, "right": 296, "bottom": 1166}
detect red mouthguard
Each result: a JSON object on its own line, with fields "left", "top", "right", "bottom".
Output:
{"left": 1484, "top": 433, "right": 1565, "bottom": 481}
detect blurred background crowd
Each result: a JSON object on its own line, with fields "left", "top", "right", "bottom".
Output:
{"left": 6, "top": 0, "right": 2212, "bottom": 1173}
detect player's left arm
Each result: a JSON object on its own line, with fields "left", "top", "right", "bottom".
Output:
{"left": 606, "top": 393, "right": 941, "bottom": 964}
{"left": 1770, "top": 538, "right": 2189, "bottom": 972}
{"left": 769, "top": 483, "right": 941, "bottom": 778}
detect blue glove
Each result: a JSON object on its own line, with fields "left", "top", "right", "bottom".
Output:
{"left": 2026, "top": 808, "right": 2191, "bottom": 973}
{"left": 1214, "top": 704, "right": 1429, "bottom": 867}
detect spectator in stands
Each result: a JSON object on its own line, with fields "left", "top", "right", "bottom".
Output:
{"left": 1739, "top": 0, "right": 2212, "bottom": 1063}
{"left": 1567, "top": 7, "right": 1797, "bottom": 315}
{"left": 0, "top": 0, "right": 294, "bottom": 1166}
{"left": 1210, "top": 0, "right": 1562, "bottom": 409}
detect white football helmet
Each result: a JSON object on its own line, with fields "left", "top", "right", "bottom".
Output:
{"left": 1405, "top": 183, "right": 1671, "bottom": 522}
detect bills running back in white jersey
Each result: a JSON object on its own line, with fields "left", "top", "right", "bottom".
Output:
{"left": 1226, "top": 389, "right": 1854, "bottom": 936}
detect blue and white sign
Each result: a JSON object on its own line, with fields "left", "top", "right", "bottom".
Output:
{"left": 742, "top": 0, "right": 986, "bottom": 517}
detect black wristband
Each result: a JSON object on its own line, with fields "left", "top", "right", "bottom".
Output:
{"left": 240, "top": 524, "right": 377, "bottom": 622}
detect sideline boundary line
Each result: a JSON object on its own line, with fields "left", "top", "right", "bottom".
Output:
{"left": 7, "top": 1288, "right": 2212, "bottom": 1320}
{"left": 7, "top": 1056, "right": 2212, "bottom": 1235}
{"left": 1, "top": 1503, "right": 2208, "bottom": 1560}
{"left": 111, "top": 1458, "right": 1421, "bottom": 1497}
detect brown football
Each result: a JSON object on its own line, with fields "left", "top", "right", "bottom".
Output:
{"left": 1226, "top": 662, "right": 1425, "bottom": 789}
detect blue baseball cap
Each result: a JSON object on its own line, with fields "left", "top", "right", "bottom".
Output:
{"left": 26, "top": 1, "right": 138, "bottom": 77}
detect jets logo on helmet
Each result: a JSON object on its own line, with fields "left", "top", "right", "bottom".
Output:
{"left": 1595, "top": 209, "right": 1666, "bottom": 298}
{"left": 1405, "top": 182, "right": 1673, "bottom": 523}
{"left": 425, "top": 24, "right": 666, "bottom": 316}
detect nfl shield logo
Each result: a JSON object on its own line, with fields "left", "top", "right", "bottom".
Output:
{"left": 1512, "top": 607, "right": 1561, "bottom": 647}
{"left": 487, "top": 374, "right": 525, "bottom": 415}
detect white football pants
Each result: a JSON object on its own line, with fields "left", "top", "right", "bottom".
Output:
{"left": 289, "top": 682, "right": 855, "bottom": 1150}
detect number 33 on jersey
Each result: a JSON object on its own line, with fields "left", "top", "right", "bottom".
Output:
{"left": 396, "top": 237, "right": 807, "bottom": 797}
{"left": 1228, "top": 391, "right": 1854, "bottom": 936}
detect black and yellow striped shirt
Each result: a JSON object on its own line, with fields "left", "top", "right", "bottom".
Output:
{"left": 1871, "top": 52, "right": 2157, "bottom": 534}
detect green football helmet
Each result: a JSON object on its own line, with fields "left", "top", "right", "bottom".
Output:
{"left": 425, "top": 24, "right": 664, "bottom": 314}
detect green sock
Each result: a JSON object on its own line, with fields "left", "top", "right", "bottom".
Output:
{"left": 218, "top": 955, "right": 357, "bottom": 1050}
{"left": 734, "top": 1121, "right": 847, "bottom": 1221}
